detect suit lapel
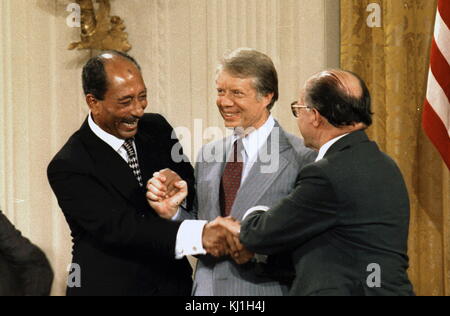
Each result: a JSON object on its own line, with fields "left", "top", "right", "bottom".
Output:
{"left": 78, "top": 118, "right": 143, "bottom": 206}
{"left": 231, "top": 123, "right": 291, "bottom": 220}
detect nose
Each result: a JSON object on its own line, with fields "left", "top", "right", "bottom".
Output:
{"left": 131, "top": 98, "right": 147, "bottom": 117}
{"left": 218, "top": 94, "right": 234, "bottom": 107}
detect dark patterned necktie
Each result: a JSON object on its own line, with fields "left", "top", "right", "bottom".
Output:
{"left": 220, "top": 139, "right": 244, "bottom": 217}
{"left": 123, "top": 139, "right": 143, "bottom": 187}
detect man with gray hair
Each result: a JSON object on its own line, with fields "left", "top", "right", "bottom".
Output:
{"left": 147, "top": 48, "right": 316, "bottom": 296}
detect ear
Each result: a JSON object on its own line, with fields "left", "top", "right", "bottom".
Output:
{"left": 86, "top": 94, "right": 101, "bottom": 115}
{"left": 262, "top": 92, "right": 275, "bottom": 109}
{"left": 311, "top": 108, "right": 322, "bottom": 128}
{"left": 354, "top": 122, "right": 367, "bottom": 130}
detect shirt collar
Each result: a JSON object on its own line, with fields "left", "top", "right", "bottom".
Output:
{"left": 88, "top": 113, "right": 126, "bottom": 152}
{"left": 315, "top": 133, "right": 349, "bottom": 162}
{"left": 233, "top": 115, "right": 275, "bottom": 160}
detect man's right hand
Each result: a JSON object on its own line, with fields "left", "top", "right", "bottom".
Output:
{"left": 202, "top": 217, "right": 254, "bottom": 264}
{"left": 146, "top": 170, "right": 187, "bottom": 219}
{"left": 202, "top": 217, "right": 240, "bottom": 257}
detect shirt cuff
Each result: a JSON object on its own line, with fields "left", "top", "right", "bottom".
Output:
{"left": 242, "top": 205, "right": 270, "bottom": 220}
{"left": 171, "top": 200, "right": 188, "bottom": 221}
{"left": 171, "top": 207, "right": 183, "bottom": 221}
{"left": 175, "top": 220, "right": 207, "bottom": 259}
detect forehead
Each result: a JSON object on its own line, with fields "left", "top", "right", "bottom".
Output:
{"left": 216, "top": 70, "right": 255, "bottom": 90}
{"left": 104, "top": 58, "right": 140, "bottom": 79}
{"left": 104, "top": 60, "right": 145, "bottom": 94}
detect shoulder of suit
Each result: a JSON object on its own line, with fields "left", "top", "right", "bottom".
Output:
{"left": 282, "top": 130, "right": 303, "bottom": 150}
{"left": 194, "top": 136, "right": 230, "bottom": 167}
{"left": 139, "top": 113, "right": 173, "bottom": 134}
{"left": 281, "top": 129, "right": 318, "bottom": 164}
{"left": 48, "top": 130, "right": 91, "bottom": 173}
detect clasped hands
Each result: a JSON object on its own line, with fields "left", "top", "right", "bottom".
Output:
{"left": 146, "top": 169, "right": 254, "bottom": 265}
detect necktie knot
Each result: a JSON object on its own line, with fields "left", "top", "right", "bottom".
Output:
{"left": 123, "top": 139, "right": 136, "bottom": 157}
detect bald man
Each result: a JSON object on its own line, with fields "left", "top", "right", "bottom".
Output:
{"left": 220, "top": 69, "right": 414, "bottom": 296}
{"left": 48, "top": 51, "right": 200, "bottom": 296}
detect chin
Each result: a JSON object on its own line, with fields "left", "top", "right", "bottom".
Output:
{"left": 119, "top": 130, "right": 138, "bottom": 140}
{"left": 223, "top": 119, "right": 242, "bottom": 128}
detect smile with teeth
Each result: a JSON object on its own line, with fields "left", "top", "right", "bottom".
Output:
{"left": 223, "top": 113, "right": 240, "bottom": 118}
{"left": 122, "top": 119, "right": 138, "bottom": 128}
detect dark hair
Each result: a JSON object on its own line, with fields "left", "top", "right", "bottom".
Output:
{"left": 305, "top": 70, "right": 373, "bottom": 127}
{"left": 219, "top": 48, "right": 279, "bottom": 111}
{"left": 82, "top": 50, "right": 141, "bottom": 100}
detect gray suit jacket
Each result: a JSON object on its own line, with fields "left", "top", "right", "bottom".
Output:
{"left": 191, "top": 122, "right": 316, "bottom": 296}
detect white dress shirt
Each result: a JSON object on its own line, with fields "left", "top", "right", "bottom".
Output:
{"left": 233, "top": 115, "right": 275, "bottom": 184}
{"left": 174, "top": 116, "right": 276, "bottom": 259}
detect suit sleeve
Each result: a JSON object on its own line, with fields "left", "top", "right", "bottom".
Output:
{"left": 0, "top": 211, "right": 54, "bottom": 296}
{"left": 240, "top": 164, "right": 338, "bottom": 255}
{"left": 47, "top": 158, "right": 182, "bottom": 259}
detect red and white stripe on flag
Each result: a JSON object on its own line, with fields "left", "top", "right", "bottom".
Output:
{"left": 423, "top": 0, "right": 450, "bottom": 170}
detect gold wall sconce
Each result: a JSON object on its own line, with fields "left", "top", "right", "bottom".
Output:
{"left": 68, "top": 0, "right": 131, "bottom": 52}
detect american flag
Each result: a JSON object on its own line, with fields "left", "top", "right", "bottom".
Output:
{"left": 423, "top": 0, "right": 450, "bottom": 170}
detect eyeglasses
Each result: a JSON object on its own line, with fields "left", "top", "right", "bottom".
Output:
{"left": 291, "top": 101, "right": 311, "bottom": 118}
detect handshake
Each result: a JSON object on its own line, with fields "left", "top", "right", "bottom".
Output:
{"left": 146, "top": 169, "right": 254, "bottom": 265}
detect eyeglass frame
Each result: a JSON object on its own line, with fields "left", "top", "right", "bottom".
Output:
{"left": 291, "top": 101, "right": 312, "bottom": 118}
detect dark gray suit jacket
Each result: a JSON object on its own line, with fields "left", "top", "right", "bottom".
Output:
{"left": 240, "top": 131, "right": 414, "bottom": 296}
{"left": 0, "top": 211, "right": 53, "bottom": 296}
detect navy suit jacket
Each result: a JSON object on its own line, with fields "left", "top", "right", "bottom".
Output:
{"left": 48, "top": 114, "right": 195, "bottom": 296}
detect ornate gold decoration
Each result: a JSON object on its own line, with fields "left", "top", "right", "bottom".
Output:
{"left": 68, "top": 0, "right": 131, "bottom": 52}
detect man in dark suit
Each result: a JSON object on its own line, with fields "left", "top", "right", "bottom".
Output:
{"left": 220, "top": 69, "right": 415, "bottom": 296}
{"left": 48, "top": 51, "right": 232, "bottom": 296}
{"left": 0, "top": 210, "right": 53, "bottom": 296}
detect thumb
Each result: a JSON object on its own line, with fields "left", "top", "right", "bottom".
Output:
{"left": 174, "top": 181, "right": 187, "bottom": 192}
{"left": 168, "top": 183, "right": 187, "bottom": 207}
